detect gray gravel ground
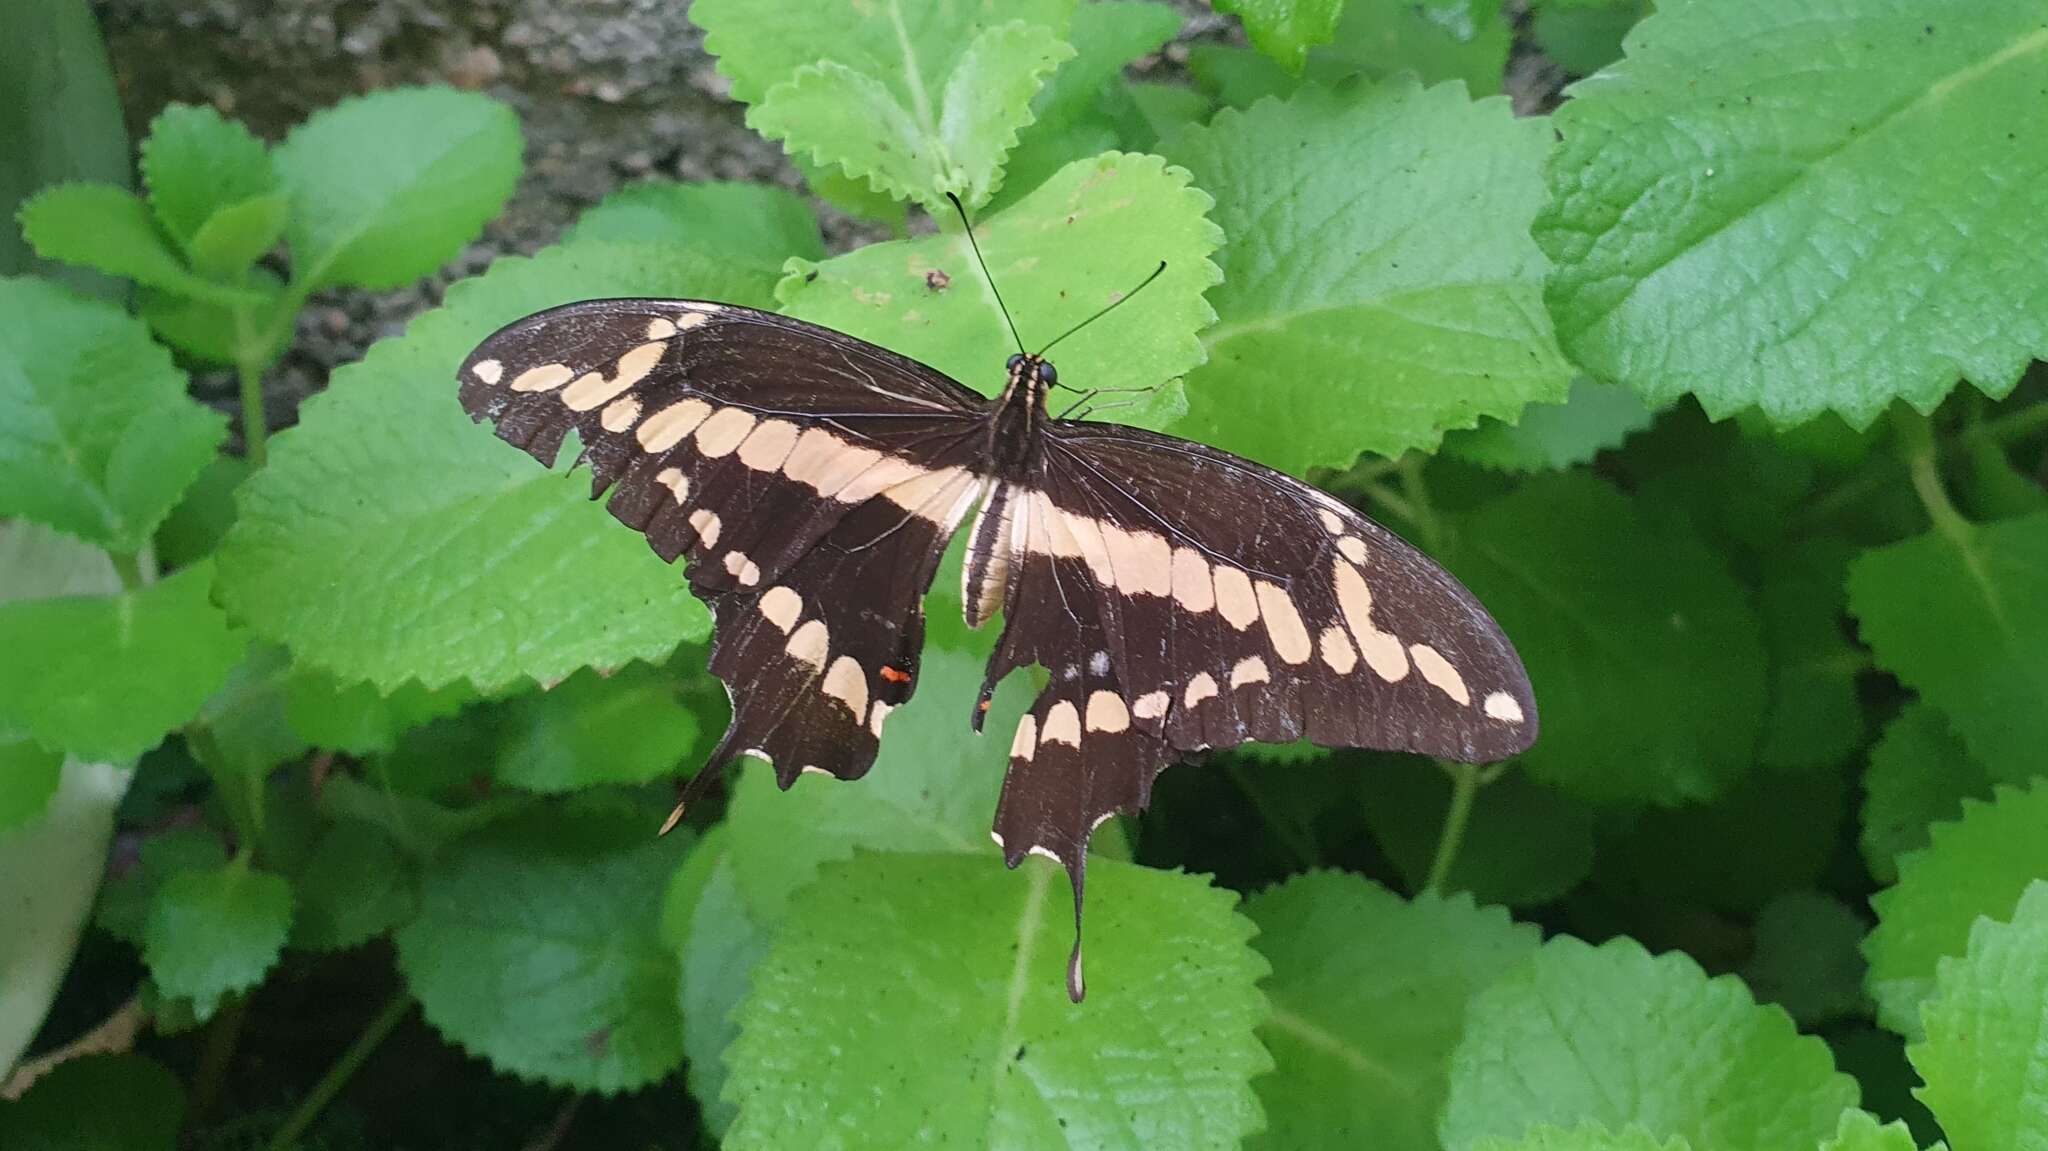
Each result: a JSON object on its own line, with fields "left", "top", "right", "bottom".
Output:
{"left": 92, "top": 0, "right": 1559, "bottom": 440}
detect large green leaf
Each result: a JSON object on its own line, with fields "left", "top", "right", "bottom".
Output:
{"left": 1443, "top": 379, "right": 1656, "bottom": 474}
{"left": 0, "top": 562, "right": 245, "bottom": 763}
{"left": 1438, "top": 472, "right": 1768, "bottom": 806}
{"left": 1441, "top": 936, "right": 1859, "bottom": 1151}
{"left": 1817, "top": 1111, "right": 1925, "bottom": 1151}
{"left": 723, "top": 853, "right": 1270, "bottom": 1149}
{"left": 0, "top": 1055, "right": 184, "bottom": 1151}
{"left": 1848, "top": 511, "right": 2048, "bottom": 783}
{"left": 16, "top": 186, "right": 266, "bottom": 306}
{"left": 1909, "top": 880, "right": 2048, "bottom": 1149}
{"left": 1536, "top": 0, "right": 2048, "bottom": 426}
{"left": 492, "top": 663, "right": 699, "bottom": 794}
{"left": 693, "top": 0, "right": 1075, "bottom": 212}
{"left": 273, "top": 86, "right": 522, "bottom": 290}
{"left": 1214, "top": 0, "right": 1344, "bottom": 72}
{"left": 777, "top": 150, "right": 1220, "bottom": 432}
{"left": 1865, "top": 779, "right": 2048, "bottom": 1039}
{"left": 1246, "top": 872, "right": 1539, "bottom": 1151}
{"left": 661, "top": 827, "right": 764, "bottom": 1137}
{"left": 214, "top": 240, "right": 785, "bottom": 692}
{"left": 142, "top": 859, "right": 293, "bottom": 1019}
{"left": 137, "top": 102, "right": 275, "bottom": 251}
{"left": 0, "top": 276, "right": 225, "bottom": 552}
{"left": 1310, "top": 0, "right": 1511, "bottom": 97}
{"left": 1859, "top": 702, "right": 1993, "bottom": 886}
{"left": 562, "top": 180, "right": 825, "bottom": 267}
{"left": 1739, "top": 891, "right": 1870, "bottom": 1029}
{"left": 394, "top": 802, "right": 690, "bottom": 1093}
{"left": 1756, "top": 537, "right": 1864, "bottom": 770}
{"left": 1473, "top": 1128, "right": 1691, "bottom": 1151}
{"left": 1165, "top": 79, "right": 1570, "bottom": 472}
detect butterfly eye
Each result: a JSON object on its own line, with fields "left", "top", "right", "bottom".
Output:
{"left": 1037, "top": 360, "right": 1058, "bottom": 386}
{"left": 1007, "top": 353, "right": 1025, "bottom": 372}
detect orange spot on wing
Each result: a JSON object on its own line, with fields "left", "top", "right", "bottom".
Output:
{"left": 880, "top": 665, "right": 913, "bottom": 684}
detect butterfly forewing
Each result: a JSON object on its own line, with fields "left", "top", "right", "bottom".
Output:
{"left": 458, "top": 299, "right": 989, "bottom": 785}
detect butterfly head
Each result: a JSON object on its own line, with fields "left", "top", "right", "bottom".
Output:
{"left": 1006, "top": 352, "right": 1058, "bottom": 394}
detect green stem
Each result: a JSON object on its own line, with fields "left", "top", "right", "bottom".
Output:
{"left": 264, "top": 994, "right": 414, "bottom": 1151}
{"left": 1795, "top": 398, "right": 2048, "bottom": 529}
{"left": 186, "top": 995, "right": 252, "bottom": 1134}
{"left": 1423, "top": 761, "right": 1482, "bottom": 894}
{"left": 1896, "top": 409, "right": 1973, "bottom": 542}
{"left": 108, "top": 549, "right": 149, "bottom": 591}
{"left": 1397, "top": 454, "right": 1444, "bottom": 552}
{"left": 234, "top": 340, "right": 269, "bottom": 468}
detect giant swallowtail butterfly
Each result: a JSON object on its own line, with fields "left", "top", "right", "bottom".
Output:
{"left": 457, "top": 225, "right": 1536, "bottom": 1002}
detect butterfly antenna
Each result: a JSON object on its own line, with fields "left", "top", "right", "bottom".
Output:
{"left": 946, "top": 192, "right": 1027, "bottom": 357}
{"left": 1036, "top": 261, "right": 1167, "bottom": 357}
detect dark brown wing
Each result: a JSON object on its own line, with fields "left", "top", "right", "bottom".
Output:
{"left": 459, "top": 300, "right": 990, "bottom": 788}
{"left": 971, "top": 420, "right": 1537, "bottom": 999}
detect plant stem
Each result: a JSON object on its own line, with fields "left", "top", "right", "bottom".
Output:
{"left": 1896, "top": 409, "right": 1973, "bottom": 543}
{"left": 1397, "top": 454, "right": 1444, "bottom": 552}
{"left": 1794, "top": 398, "right": 2048, "bottom": 529}
{"left": 265, "top": 994, "right": 414, "bottom": 1151}
{"left": 108, "top": 549, "right": 149, "bottom": 591}
{"left": 236, "top": 352, "right": 269, "bottom": 468}
{"left": 186, "top": 995, "right": 252, "bottom": 1134}
{"left": 1423, "top": 760, "right": 1482, "bottom": 894}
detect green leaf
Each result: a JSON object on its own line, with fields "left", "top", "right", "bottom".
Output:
{"left": 665, "top": 828, "right": 765, "bottom": 1136}
{"left": 1441, "top": 936, "right": 1859, "bottom": 1151}
{"left": 1817, "top": 1110, "right": 1926, "bottom": 1151}
{"left": 494, "top": 663, "right": 699, "bottom": 793}
{"left": 723, "top": 645, "right": 1028, "bottom": 920}
{"left": 1866, "top": 779, "right": 2048, "bottom": 1039}
{"left": 1166, "top": 79, "right": 1570, "bottom": 472}
{"left": 752, "top": 24, "right": 1075, "bottom": 212}
{"left": 138, "top": 102, "right": 275, "bottom": 250}
{"left": 1310, "top": 0, "right": 1511, "bottom": 96}
{"left": 1186, "top": 44, "right": 1300, "bottom": 110}
{"left": 16, "top": 185, "right": 264, "bottom": 305}
{"left": 723, "top": 853, "right": 1270, "bottom": 1149}
{"left": 1593, "top": 763, "right": 1845, "bottom": 915}
{"left": 1531, "top": 1, "right": 1648, "bottom": 78}
{"left": 1438, "top": 472, "right": 1768, "bottom": 806}
{"left": 777, "top": 151, "right": 1220, "bottom": 433}
{"left": 1739, "top": 891, "right": 1870, "bottom": 1029}
{"left": 1246, "top": 872, "right": 1540, "bottom": 1151}
{"left": 1909, "top": 880, "right": 2048, "bottom": 1150}
{"left": 1443, "top": 379, "right": 1656, "bottom": 473}
{"left": 1536, "top": 2, "right": 2048, "bottom": 427}
{"left": 142, "top": 859, "right": 293, "bottom": 1018}
{"left": 1848, "top": 511, "right": 2048, "bottom": 783}
{"left": 273, "top": 86, "right": 521, "bottom": 290}
{"left": 96, "top": 826, "right": 229, "bottom": 946}
{"left": 1358, "top": 761, "right": 1596, "bottom": 906}
{"left": 694, "top": 0, "right": 1075, "bottom": 212}
{"left": 184, "top": 191, "right": 288, "bottom": 280}
{"left": 394, "top": 802, "right": 688, "bottom": 1092}
{"left": 1859, "top": 702, "right": 1993, "bottom": 887}
{"left": 1757, "top": 537, "right": 1865, "bottom": 770}
{"left": 1472, "top": 1126, "right": 1693, "bottom": 1151}
{"left": 318, "top": 773, "right": 522, "bottom": 863}
{"left": 215, "top": 240, "right": 779, "bottom": 693}
{"left": 1214, "top": 0, "right": 1344, "bottom": 73}
{"left": 287, "top": 817, "right": 416, "bottom": 951}
{"left": 0, "top": 275, "right": 226, "bottom": 551}
{"left": 564, "top": 180, "right": 825, "bottom": 267}
{"left": 0, "top": 737, "right": 64, "bottom": 832}
{"left": 154, "top": 454, "right": 248, "bottom": 569}
{"left": 284, "top": 668, "right": 473, "bottom": 756}
{"left": 0, "top": 562, "right": 246, "bottom": 762}
{"left": 136, "top": 267, "right": 285, "bottom": 366}
{"left": 0, "top": 1054, "right": 185, "bottom": 1151}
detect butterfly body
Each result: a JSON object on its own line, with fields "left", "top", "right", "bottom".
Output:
{"left": 459, "top": 297, "right": 1536, "bottom": 1000}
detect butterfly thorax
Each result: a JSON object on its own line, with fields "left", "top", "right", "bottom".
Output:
{"left": 986, "top": 353, "right": 1053, "bottom": 479}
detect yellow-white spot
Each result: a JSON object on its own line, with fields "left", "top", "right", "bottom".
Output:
{"left": 693, "top": 407, "right": 757, "bottom": 458}
{"left": 561, "top": 341, "right": 666, "bottom": 411}
{"left": 1254, "top": 581, "right": 1312, "bottom": 664}
{"left": 1132, "top": 691, "right": 1169, "bottom": 720}
{"left": 782, "top": 428, "right": 873, "bottom": 494}
{"left": 645, "top": 317, "right": 677, "bottom": 340}
{"left": 1085, "top": 690, "right": 1130, "bottom": 734}
{"left": 869, "top": 700, "right": 894, "bottom": 737}
{"left": 1010, "top": 715, "right": 1038, "bottom": 761}
{"left": 1338, "top": 535, "right": 1369, "bottom": 565}
{"left": 599, "top": 395, "right": 642, "bottom": 432}
{"left": 1319, "top": 625, "right": 1357, "bottom": 674}
{"left": 1170, "top": 547, "right": 1213, "bottom": 613}
{"left": 736, "top": 419, "right": 801, "bottom": 472}
{"left": 822, "top": 655, "right": 867, "bottom": 721}
{"left": 655, "top": 467, "right": 689, "bottom": 504}
{"left": 724, "top": 551, "right": 760, "bottom": 586}
{"left": 511, "top": 363, "right": 574, "bottom": 392}
{"left": 1041, "top": 700, "right": 1082, "bottom": 747}
{"left": 689, "top": 508, "right": 721, "bottom": 550}
{"left": 1411, "top": 643, "right": 1471, "bottom": 705}
{"left": 1334, "top": 559, "right": 1408, "bottom": 682}
{"left": 800, "top": 765, "right": 832, "bottom": 778}
{"left": 1031, "top": 492, "right": 1081, "bottom": 558}
{"left": 1230, "top": 655, "right": 1270, "bottom": 689}
{"left": 636, "top": 399, "right": 712, "bottom": 452}
{"left": 1105, "top": 526, "right": 1173, "bottom": 597}
{"left": 676, "top": 309, "right": 712, "bottom": 329}
{"left": 1484, "top": 691, "right": 1525, "bottom": 724}
{"left": 875, "top": 463, "right": 966, "bottom": 522}
{"left": 758, "top": 586, "right": 801, "bottom": 634}
{"left": 838, "top": 455, "right": 926, "bottom": 505}
{"left": 784, "top": 619, "right": 828, "bottom": 669}
{"left": 1212, "top": 566, "right": 1259, "bottom": 630}
{"left": 1317, "top": 508, "right": 1344, "bottom": 534}
{"left": 471, "top": 359, "right": 503, "bottom": 385}
{"left": 1062, "top": 510, "right": 1117, "bottom": 588}
{"left": 1183, "top": 673, "right": 1218, "bottom": 709}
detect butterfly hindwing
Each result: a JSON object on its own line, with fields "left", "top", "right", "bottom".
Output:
{"left": 459, "top": 299, "right": 988, "bottom": 783}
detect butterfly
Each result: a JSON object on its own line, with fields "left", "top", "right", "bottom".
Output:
{"left": 456, "top": 217, "right": 1536, "bottom": 1002}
